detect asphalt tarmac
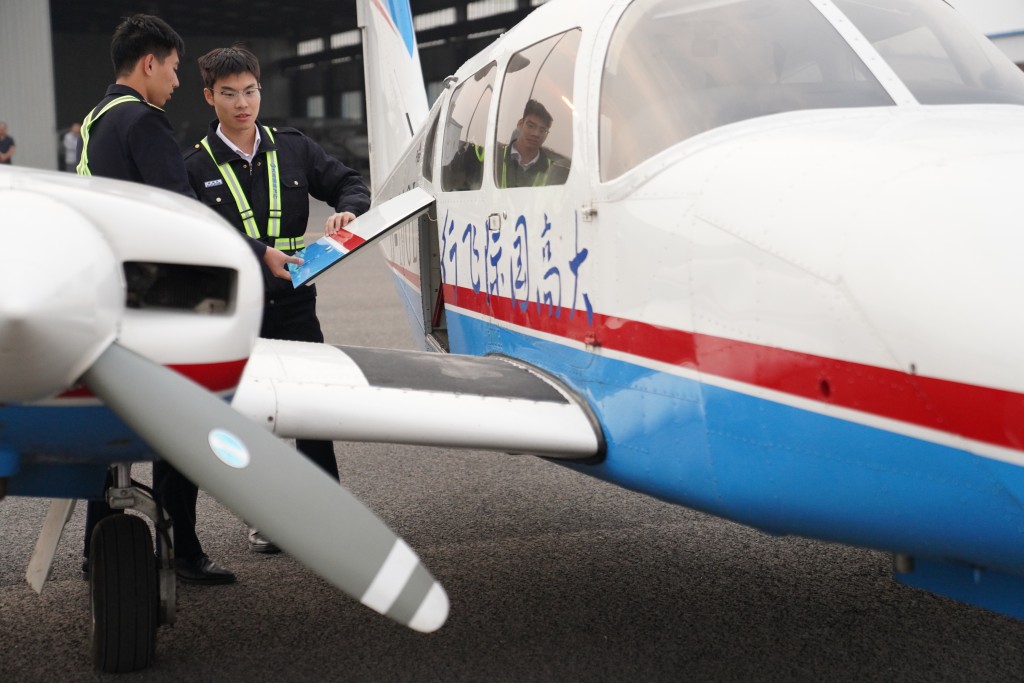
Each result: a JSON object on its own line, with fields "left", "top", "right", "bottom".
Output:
{"left": 4, "top": 210, "right": 1024, "bottom": 681}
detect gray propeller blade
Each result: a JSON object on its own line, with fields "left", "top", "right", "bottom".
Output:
{"left": 81, "top": 342, "right": 448, "bottom": 633}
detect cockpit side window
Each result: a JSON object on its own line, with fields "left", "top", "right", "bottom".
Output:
{"left": 599, "top": 0, "right": 894, "bottom": 181}
{"left": 440, "top": 62, "right": 496, "bottom": 192}
{"left": 493, "top": 29, "right": 581, "bottom": 189}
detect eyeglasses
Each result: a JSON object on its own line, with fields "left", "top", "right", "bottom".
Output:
{"left": 524, "top": 119, "right": 550, "bottom": 136}
{"left": 213, "top": 87, "right": 262, "bottom": 102}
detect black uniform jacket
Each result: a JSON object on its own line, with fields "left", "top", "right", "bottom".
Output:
{"left": 184, "top": 120, "right": 370, "bottom": 299}
{"left": 78, "top": 84, "right": 195, "bottom": 197}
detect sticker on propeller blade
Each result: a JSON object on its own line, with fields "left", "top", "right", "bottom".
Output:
{"left": 208, "top": 429, "right": 250, "bottom": 469}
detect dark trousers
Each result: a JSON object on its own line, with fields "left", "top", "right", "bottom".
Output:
{"left": 261, "top": 290, "right": 339, "bottom": 481}
{"left": 83, "top": 470, "right": 118, "bottom": 559}
{"left": 153, "top": 461, "right": 203, "bottom": 560}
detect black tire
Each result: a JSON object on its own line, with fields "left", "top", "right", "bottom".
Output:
{"left": 89, "top": 514, "right": 158, "bottom": 673}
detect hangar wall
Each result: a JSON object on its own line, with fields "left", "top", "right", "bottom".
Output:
{"left": 953, "top": 0, "right": 1024, "bottom": 66}
{"left": 53, "top": 34, "right": 293, "bottom": 158}
{"left": 0, "top": 0, "right": 58, "bottom": 170}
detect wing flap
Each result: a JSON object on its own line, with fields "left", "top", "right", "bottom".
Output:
{"left": 289, "top": 187, "right": 434, "bottom": 287}
{"left": 232, "top": 339, "right": 603, "bottom": 459}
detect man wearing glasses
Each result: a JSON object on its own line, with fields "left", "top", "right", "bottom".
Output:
{"left": 184, "top": 46, "right": 370, "bottom": 554}
{"left": 497, "top": 99, "right": 567, "bottom": 188}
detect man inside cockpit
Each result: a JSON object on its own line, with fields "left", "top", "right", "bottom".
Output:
{"left": 497, "top": 99, "right": 568, "bottom": 188}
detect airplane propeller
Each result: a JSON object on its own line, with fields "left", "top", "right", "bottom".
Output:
{"left": 81, "top": 342, "right": 449, "bottom": 633}
{"left": 0, "top": 190, "right": 447, "bottom": 633}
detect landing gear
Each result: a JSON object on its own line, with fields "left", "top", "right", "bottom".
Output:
{"left": 89, "top": 514, "right": 157, "bottom": 673}
{"left": 87, "top": 463, "right": 177, "bottom": 673}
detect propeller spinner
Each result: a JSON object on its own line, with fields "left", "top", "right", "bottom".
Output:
{"left": 0, "top": 190, "right": 122, "bottom": 401}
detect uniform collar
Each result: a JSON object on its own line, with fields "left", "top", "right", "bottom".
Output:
{"left": 104, "top": 84, "right": 149, "bottom": 106}
{"left": 216, "top": 123, "right": 261, "bottom": 163}
{"left": 507, "top": 143, "right": 545, "bottom": 171}
{"left": 202, "top": 118, "right": 277, "bottom": 165}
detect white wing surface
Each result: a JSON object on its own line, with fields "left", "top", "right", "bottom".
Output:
{"left": 233, "top": 339, "right": 604, "bottom": 460}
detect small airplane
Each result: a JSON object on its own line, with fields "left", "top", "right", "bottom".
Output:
{"left": 338, "top": 0, "right": 1024, "bottom": 635}
{"left": 5, "top": 0, "right": 1024, "bottom": 673}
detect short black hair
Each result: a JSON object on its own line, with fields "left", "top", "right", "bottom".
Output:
{"left": 110, "top": 14, "right": 184, "bottom": 77}
{"left": 522, "top": 99, "right": 553, "bottom": 127}
{"left": 197, "top": 46, "right": 261, "bottom": 91}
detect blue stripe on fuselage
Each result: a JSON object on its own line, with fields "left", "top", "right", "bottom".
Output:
{"left": 440, "top": 304, "right": 1024, "bottom": 574}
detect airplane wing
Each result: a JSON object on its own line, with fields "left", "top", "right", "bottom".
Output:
{"left": 232, "top": 339, "right": 604, "bottom": 460}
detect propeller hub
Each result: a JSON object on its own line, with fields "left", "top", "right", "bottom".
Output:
{"left": 0, "top": 190, "right": 123, "bottom": 401}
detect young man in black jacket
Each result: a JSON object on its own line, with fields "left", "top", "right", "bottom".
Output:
{"left": 184, "top": 45, "right": 370, "bottom": 554}
{"left": 78, "top": 14, "right": 262, "bottom": 585}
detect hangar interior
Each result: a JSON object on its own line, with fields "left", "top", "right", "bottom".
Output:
{"left": 11, "top": 0, "right": 542, "bottom": 177}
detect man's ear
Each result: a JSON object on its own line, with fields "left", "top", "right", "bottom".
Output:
{"left": 203, "top": 88, "right": 216, "bottom": 106}
{"left": 142, "top": 54, "right": 156, "bottom": 75}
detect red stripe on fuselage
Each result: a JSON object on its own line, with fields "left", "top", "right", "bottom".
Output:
{"left": 387, "top": 259, "right": 421, "bottom": 289}
{"left": 438, "top": 282, "right": 1024, "bottom": 452}
{"left": 57, "top": 359, "right": 248, "bottom": 399}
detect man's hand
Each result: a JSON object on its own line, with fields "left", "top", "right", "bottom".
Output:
{"left": 325, "top": 211, "right": 357, "bottom": 236}
{"left": 263, "top": 246, "right": 303, "bottom": 281}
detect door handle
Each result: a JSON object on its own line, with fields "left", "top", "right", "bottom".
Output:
{"left": 486, "top": 212, "right": 504, "bottom": 231}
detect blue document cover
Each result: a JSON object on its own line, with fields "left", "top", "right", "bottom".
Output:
{"left": 289, "top": 236, "right": 347, "bottom": 287}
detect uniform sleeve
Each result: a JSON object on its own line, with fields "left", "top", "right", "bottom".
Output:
{"left": 126, "top": 111, "right": 196, "bottom": 199}
{"left": 301, "top": 135, "right": 371, "bottom": 217}
{"left": 246, "top": 237, "right": 269, "bottom": 258}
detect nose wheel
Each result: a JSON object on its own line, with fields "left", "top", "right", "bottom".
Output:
{"left": 87, "top": 463, "right": 177, "bottom": 673}
{"left": 89, "top": 513, "right": 158, "bottom": 673}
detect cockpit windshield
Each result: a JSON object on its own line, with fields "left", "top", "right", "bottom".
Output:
{"left": 600, "top": 0, "right": 1024, "bottom": 181}
{"left": 832, "top": 0, "right": 1024, "bottom": 105}
{"left": 600, "top": 0, "right": 894, "bottom": 180}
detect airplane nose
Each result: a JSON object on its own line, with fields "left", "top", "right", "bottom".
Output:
{"left": 0, "top": 190, "right": 123, "bottom": 401}
{"left": 629, "top": 106, "right": 1024, "bottom": 456}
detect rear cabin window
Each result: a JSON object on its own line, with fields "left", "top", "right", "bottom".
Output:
{"left": 440, "top": 62, "right": 496, "bottom": 192}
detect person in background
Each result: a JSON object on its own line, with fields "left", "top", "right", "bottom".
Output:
{"left": 0, "top": 122, "right": 15, "bottom": 165}
{"left": 61, "top": 122, "right": 81, "bottom": 171}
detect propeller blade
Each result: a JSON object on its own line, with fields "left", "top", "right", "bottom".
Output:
{"left": 81, "top": 342, "right": 448, "bottom": 633}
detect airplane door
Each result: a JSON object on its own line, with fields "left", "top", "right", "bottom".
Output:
{"left": 433, "top": 63, "right": 497, "bottom": 356}
{"left": 417, "top": 108, "right": 448, "bottom": 352}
